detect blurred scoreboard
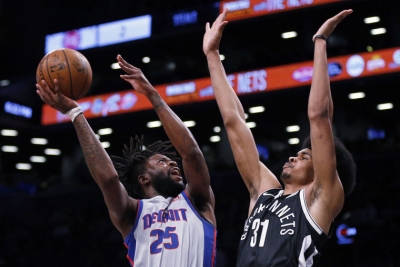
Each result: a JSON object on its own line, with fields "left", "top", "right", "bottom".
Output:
{"left": 43, "top": 2, "right": 220, "bottom": 54}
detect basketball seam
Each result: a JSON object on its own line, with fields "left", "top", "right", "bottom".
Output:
{"left": 62, "top": 49, "right": 74, "bottom": 100}
{"left": 77, "top": 59, "right": 90, "bottom": 99}
{"left": 46, "top": 54, "right": 56, "bottom": 90}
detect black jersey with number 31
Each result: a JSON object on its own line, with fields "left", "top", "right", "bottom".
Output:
{"left": 236, "top": 188, "right": 329, "bottom": 267}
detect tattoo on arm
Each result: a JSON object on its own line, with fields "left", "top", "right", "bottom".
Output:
{"left": 152, "top": 94, "right": 166, "bottom": 112}
{"left": 176, "top": 134, "right": 189, "bottom": 154}
{"left": 75, "top": 120, "right": 113, "bottom": 176}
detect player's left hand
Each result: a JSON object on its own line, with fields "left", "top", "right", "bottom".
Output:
{"left": 203, "top": 8, "right": 229, "bottom": 56}
{"left": 313, "top": 9, "right": 353, "bottom": 42}
{"left": 117, "top": 55, "right": 156, "bottom": 96}
{"left": 36, "top": 79, "right": 78, "bottom": 114}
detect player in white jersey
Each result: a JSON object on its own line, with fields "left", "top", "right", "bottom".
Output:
{"left": 125, "top": 191, "right": 216, "bottom": 266}
{"left": 203, "top": 9, "right": 356, "bottom": 266}
{"left": 36, "top": 55, "right": 217, "bottom": 267}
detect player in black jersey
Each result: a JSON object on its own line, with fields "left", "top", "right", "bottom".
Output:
{"left": 204, "top": 8, "right": 356, "bottom": 266}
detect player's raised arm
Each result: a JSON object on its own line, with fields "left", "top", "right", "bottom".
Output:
{"left": 36, "top": 80, "right": 136, "bottom": 238}
{"left": 203, "top": 9, "right": 281, "bottom": 210}
{"left": 117, "top": 56, "right": 216, "bottom": 226}
{"left": 306, "top": 10, "right": 353, "bottom": 232}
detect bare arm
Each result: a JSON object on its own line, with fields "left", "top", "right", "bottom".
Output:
{"left": 116, "top": 56, "right": 216, "bottom": 225}
{"left": 204, "top": 9, "right": 281, "bottom": 210}
{"left": 306, "top": 10, "right": 353, "bottom": 233}
{"left": 36, "top": 80, "right": 136, "bottom": 237}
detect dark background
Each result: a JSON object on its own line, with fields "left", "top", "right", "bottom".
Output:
{"left": 1, "top": 0, "right": 400, "bottom": 266}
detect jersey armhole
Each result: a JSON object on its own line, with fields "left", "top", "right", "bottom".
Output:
{"left": 124, "top": 199, "right": 143, "bottom": 244}
{"left": 182, "top": 190, "right": 216, "bottom": 229}
{"left": 299, "top": 189, "right": 326, "bottom": 236}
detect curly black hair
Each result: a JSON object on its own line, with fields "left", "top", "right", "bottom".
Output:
{"left": 302, "top": 136, "right": 356, "bottom": 196}
{"left": 112, "top": 135, "right": 179, "bottom": 199}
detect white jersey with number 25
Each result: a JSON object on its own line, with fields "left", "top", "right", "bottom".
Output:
{"left": 124, "top": 191, "right": 217, "bottom": 267}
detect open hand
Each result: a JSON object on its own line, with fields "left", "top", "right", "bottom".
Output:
{"left": 36, "top": 79, "right": 78, "bottom": 113}
{"left": 117, "top": 55, "right": 156, "bottom": 96}
{"left": 203, "top": 8, "right": 229, "bottom": 56}
{"left": 313, "top": 9, "right": 353, "bottom": 42}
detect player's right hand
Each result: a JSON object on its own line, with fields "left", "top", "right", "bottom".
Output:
{"left": 203, "top": 8, "right": 229, "bottom": 56}
{"left": 36, "top": 79, "right": 78, "bottom": 114}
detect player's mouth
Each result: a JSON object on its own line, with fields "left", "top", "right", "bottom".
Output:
{"left": 283, "top": 163, "right": 293, "bottom": 169}
{"left": 170, "top": 167, "right": 182, "bottom": 180}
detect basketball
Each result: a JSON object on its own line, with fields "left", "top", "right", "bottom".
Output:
{"left": 36, "top": 48, "right": 93, "bottom": 100}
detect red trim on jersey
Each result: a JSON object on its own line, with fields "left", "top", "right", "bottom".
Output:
{"left": 126, "top": 254, "right": 134, "bottom": 266}
{"left": 124, "top": 244, "right": 134, "bottom": 266}
{"left": 211, "top": 228, "right": 217, "bottom": 266}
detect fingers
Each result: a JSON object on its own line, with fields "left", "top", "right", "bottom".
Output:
{"left": 314, "top": 9, "right": 352, "bottom": 41}
{"left": 117, "top": 55, "right": 131, "bottom": 69}
{"left": 52, "top": 79, "right": 62, "bottom": 94}
{"left": 334, "top": 9, "right": 353, "bottom": 21}
{"left": 205, "top": 22, "right": 210, "bottom": 31}
{"left": 215, "top": 8, "right": 229, "bottom": 27}
{"left": 117, "top": 54, "right": 129, "bottom": 65}
{"left": 117, "top": 54, "right": 142, "bottom": 74}
{"left": 216, "top": 8, "right": 228, "bottom": 23}
{"left": 120, "top": 74, "right": 137, "bottom": 80}
{"left": 117, "top": 54, "right": 132, "bottom": 70}
{"left": 330, "top": 9, "right": 353, "bottom": 25}
{"left": 36, "top": 80, "right": 56, "bottom": 103}
{"left": 207, "top": 8, "right": 229, "bottom": 31}
{"left": 221, "top": 7, "right": 229, "bottom": 20}
{"left": 218, "top": 21, "right": 229, "bottom": 32}
{"left": 37, "top": 80, "right": 54, "bottom": 95}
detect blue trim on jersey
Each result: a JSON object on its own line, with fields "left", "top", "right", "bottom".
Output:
{"left": 203, "top": 222, "right": 217, "bottom": 266}
{"left": 181, "top": 191, "right": 217, "bottom": 267}
{"left": 181, "top": 191, "right": 211, "bottom": 226}
{"left": 124, "top": 199, "right": 143, "bottom": 266}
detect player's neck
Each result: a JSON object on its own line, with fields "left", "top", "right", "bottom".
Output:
{"left": 282, "top": 184, "right": 304, "bottom": 196}
{"left": 144, "top": 187, "right": 160, "bottom": 199}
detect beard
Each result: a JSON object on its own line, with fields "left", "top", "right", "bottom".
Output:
{"left": 152, "top": 171, "right": 185, "bottom": 198}
{"left": 280, "top": 171, "right": 291, "bottom": 180}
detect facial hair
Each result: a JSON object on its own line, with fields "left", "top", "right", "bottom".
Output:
{"left": 280, "top": 171, "right": 291, "bottom": 180}
{"left": 152, "top": 170, "right": 185, "bottom": 198}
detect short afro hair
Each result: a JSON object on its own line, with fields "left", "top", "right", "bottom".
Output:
{"left": 112, "top": 135, "right": 179, "bottom": 199}
{"left": 302, "top": 136, "right": 356, "bottom": 196}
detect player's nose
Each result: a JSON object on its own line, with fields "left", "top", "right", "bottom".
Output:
{"left": 169, "top": 160, "right": 178, "bottom": 167}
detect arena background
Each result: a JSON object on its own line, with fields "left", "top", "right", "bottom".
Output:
{"left": 0, "top": 0, "right": 399, "bottom": 266}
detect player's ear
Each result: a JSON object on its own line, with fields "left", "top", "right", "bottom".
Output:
{"left": 138, "top": 174, "right": 150, "bottom": 185}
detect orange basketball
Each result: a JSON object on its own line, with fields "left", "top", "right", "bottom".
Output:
{"left": 36, "top": 48, "right": 92, "bottom": 100}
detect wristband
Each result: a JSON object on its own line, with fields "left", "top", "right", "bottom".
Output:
{"left": 65, "top": 106, "right": 83, "bottom": 122}
{"left": 313, "top": 34, "right": 327, "bottom": 42}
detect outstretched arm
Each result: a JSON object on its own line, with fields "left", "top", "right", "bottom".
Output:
{"left": 307, "top": 10, "right": 353, "bottom": 233}
{"left": 204, "top": 9, "right": 281, "bottom": 212}
{"left": 117, "top": 56, "right": 216, "bottom": 226}
{"left": 36, "top": 80, "right": 136, "bottom": 238}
